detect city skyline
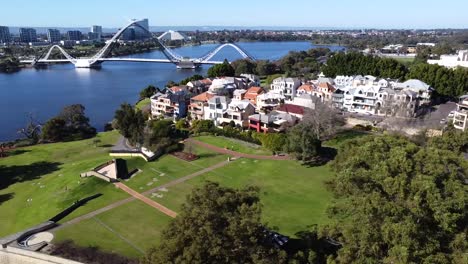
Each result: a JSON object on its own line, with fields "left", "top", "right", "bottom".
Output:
{"left": 1, "top": 0, "right": 468, "bottom": 29}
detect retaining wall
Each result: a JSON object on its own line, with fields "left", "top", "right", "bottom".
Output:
{"left": 0, "top": 247, "right": 83, "bottom": 264}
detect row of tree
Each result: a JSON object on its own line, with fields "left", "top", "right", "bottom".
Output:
{"left": 322, "top": 52, "right": 468, "bottom": 98}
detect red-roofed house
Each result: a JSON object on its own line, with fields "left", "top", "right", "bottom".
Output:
{"left": 313, "top": 82, "right": 336, "bottom": 102}
{"left": 297, "top": 84, "right": 315, "bottom": 95}
{"left": 189, "top": 92, "right": 215, "bottom": 121}
{"left": 170, "top": 86, "right": 188, "bottom": 93}
{"left": 244, "top": 86, "right": 265, "bottom": 105}
{"left": 276, "top": 104, "right": 306, "bottom": 119}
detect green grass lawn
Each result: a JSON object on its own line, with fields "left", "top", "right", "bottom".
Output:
{"left": 1, "top": 129, "right": 367, "bottom": 258}
{"left": 150, "top": 158, "right": 333, "bottom": 236}
{"left": 0, "top": 131, "right": 131, "bottom": 237}
{"left": 122, "top": 144, "right": 227, "bottom": 192}
{"left": 54, "top": 200, "right": 173, "bottom": 259}
{"left": 135, "top": 98, "right": 150, "bottom": 111}
{"left": 391, "top": 56, "right": 415, "bottom": 65}
{"left": 194, "top": 135, "right": 272, "bottom": 155}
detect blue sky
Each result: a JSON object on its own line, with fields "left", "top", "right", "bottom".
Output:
{"left": 2, "top": 0, "right": 467, "bottom": 28}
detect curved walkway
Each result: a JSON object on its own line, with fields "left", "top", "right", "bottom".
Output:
{"left": 187, "top": 138, "right": 291, "bottom": 160}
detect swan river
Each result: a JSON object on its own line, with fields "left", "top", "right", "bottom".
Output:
{"left": 0, "top": 41, "right": 344, "bottom": 141}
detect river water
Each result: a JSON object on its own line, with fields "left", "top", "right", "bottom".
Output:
{"left": 0, "top": 42, "right": 343, "bottom": 141}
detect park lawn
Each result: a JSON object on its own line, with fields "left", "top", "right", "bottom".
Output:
{"left": 135, "top": 98, "right": 150, "bottom": 111}
{"left": 54, "top": 200, "right": 173, "bottom": 259}
{"left": 194, "top": 135, "right": 272, "bottom": 155}
{"left": 391, "top": 56, "right": 415, "bottom": 65}
{"left": 0, "top": 131, "right": 130, "bottom": 237}
{"left": 123, "top": 144, "right": 228, "bottom": 192}
{"left": 150, "top": 158, "right": 333, "bottom": 237}
{"left": 324, "top": 129, "right": 369, "bottom": 148}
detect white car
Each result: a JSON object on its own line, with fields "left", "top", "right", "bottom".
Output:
{"left": 448, "top": 111, "right": 455, "bottom": 118}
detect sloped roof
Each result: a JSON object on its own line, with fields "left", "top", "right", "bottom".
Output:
{"left": 277, "top": 104, "right": 305, "bottom": 115}
{"left": 298, "top": 84, "right": 315, "bottom": 92}
{"left": 318, "top": 82, "right": 336, "bottom": 92}
{"left": 191, "top": 92, "right": 215, "bottom": 102}
{"left": 244, "top": 86, "right": 264, "bottom": 100}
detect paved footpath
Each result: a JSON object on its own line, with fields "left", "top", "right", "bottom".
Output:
{"left": 114, "top": 182, "right": 177, "bottom": 218}
{"left": 187, "top": 138, "right": 291, "bottom": 160}
{"left": 52, "top": 159, "right": 231, "bottom": 232}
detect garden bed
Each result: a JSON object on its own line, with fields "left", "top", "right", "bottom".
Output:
{"left": 170, "top": 152, "right": 199, "bottom": 162}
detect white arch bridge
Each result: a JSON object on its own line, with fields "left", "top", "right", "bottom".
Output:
{"left": 21, "top": 19, "right": 255, "bottom": 69}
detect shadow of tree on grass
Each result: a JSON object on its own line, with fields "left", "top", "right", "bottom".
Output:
{"left": 0, "top": 193, "right": 14, "bottom": 206}
{"left": 0, "top": 161, "right": 62, "bottom": 190}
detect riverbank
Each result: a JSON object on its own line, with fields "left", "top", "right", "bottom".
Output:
{"left": 0, "top": 41, "right": 344, "bottom": 141}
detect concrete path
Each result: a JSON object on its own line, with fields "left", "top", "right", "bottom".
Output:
{"left": 114, "top": 182, "right": 177, "bottom": 218}
{"left": 187, "top": 138, "right": 291, "bottom": 160}
{"left": 52, "top": 159, "right": 231, "bottom": 232}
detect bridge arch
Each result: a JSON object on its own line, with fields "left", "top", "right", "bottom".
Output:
{"left": 42, "top": 45, "right": 77, "bottom": 63}
{"left": 197, "top": 43, "right": 255, "bottom": 62}
{"left": 37, "top": 20, "right": 256, "bottom": 68}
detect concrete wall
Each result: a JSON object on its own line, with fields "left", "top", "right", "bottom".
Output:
{"left": 109, "top": 152, "right": 150, "bottom": 161}
{"left": 80, "top": 171, "right": 112, "bottom": 182}
{"left": 0, "top": 247, "right": 83, "bottom": 264}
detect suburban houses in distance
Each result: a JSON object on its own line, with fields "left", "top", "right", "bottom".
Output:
{"left": 150, "top": 73, "right": 434, "bottom": 133}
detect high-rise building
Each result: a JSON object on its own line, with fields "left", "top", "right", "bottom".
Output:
{"left": 19, "top": 28, "right": 37, "bottom": 43}
{"left": 133, "top": 18, "right": 150, "bottom": 40}
{"left": 0, "top": 26, "right": 11, "bottom": 43}
{"left": 90, "top": 25, "right": 102, "bottom": 41}
{"left": 67, "top": 30, "right": 83, "bottom": 41}
{"left": 47, "top": 29, "right": 61, "bottom": 43}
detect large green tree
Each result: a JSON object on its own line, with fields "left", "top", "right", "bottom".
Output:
{"left": 142, "top": 182, "right": 284, "bottom": 264}
{"left": 207, "top": 59, "right": 235, "bottom": 77}
{"left": 42, "top": 104, "right": 96, "bottom": 142}
{"left": 139, "top": 85, "right": 157, "bottom": 100}
{"left": 143, "top": 119, "right": 181, "bottom": 153}
{"left": 114, "top": 103, "right": 145, "bottom": 146}
{"left": 231, "top": 59, "right": 257, "bottom": 76}
{"left": 325, "top": 135, "right": 468, "bottom": 264}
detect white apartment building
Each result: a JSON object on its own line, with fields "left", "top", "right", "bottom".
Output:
{"left": 332, "top": 75, "right": 431, "bottom": 117}
{"left": 453, "top": 95, "right": 468, "bottom": 131}
{"left": 270, "top": 77, "right": 301, "bottom": 100}
{"left": 218, "top": 100, "right": 256, "bottom": 128}
{"left": 204, "top": 96, "right": 231, "bottom": 126}
{"left": 256, "top": 92, "right": 285, "bottom": 111}
{"left": 428, "top": 50, "right": 468, "bottom": 69}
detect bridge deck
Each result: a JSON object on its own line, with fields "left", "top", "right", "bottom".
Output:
{"left": 20, "top": 58, "right": 224, "bottom": 65}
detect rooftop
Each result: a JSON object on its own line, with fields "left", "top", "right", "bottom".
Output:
{"left": 277, "top": 104, "right": 305, "bottom": 115}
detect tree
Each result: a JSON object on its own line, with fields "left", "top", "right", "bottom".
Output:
{"left": 57, "top": 104, "right": 97, "bottom": 140}
{"left": 324, "top": 135, "right": 468, "bottom": 263}
{"left": 207, "top": 59, "right": 235, "bottom": 77}
{"left": 175, "top": 118, "right": 189, "bottom": 131}
{"left": 114, "top": 103, "right": 146, "bottom": 146}
{"left": 143, "top": 119, "right": 180, "bottom": 152}
{"left": 285, "top": 123, "right": 322, "bottom": 162}
{"left": 255, "top": 60, "right": 277, "bottom": 76}
{"left": 301, "top": 97, "right": 345, "bottom": 141}
{"left": 191, "top": 120, "right": 215, "bottom": 134}
{"left": 142, "top": 182, "right": 283, "bottom": 264}
{"left": 41, "top": 117, "right": 67, "bottom": 142}
{"left": 139, "top": 85, "right": 157, "bottom": 100}
{"left": 41, "top": 105, "right": 96, "bottom": 142}
{"left": 231, "top": 59, "right": 257, "bottom": 76}
{"left": 17, "top": 113, "right": 42, "bottom": 144}
{"left": 166, "top": 80, "right": 178, "bottom": 88}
